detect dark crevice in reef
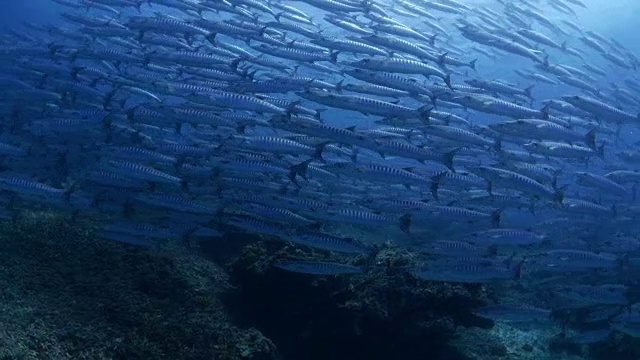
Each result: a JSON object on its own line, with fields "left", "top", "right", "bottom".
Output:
{"left": 223, "top": 241, "right": 489, "bottom": 360}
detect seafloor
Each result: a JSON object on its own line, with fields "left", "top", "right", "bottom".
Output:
{"left": 0, "top": 210, "right": 638, "bottom": 360}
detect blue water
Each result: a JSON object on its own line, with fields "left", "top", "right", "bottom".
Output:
{"left": 2, "top": 0, "right": 640, "bottom": 359}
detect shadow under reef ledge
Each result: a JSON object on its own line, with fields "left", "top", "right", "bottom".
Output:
{"left": 0, "top": 210, "right": 277, "bottom": 360}
{"left": 223, "top": 240, "right": 492, "bottom": 360}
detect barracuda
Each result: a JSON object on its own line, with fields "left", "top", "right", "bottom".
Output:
{"left": 350, "top": 58, "right": 452, "bottom": 88}
{"left": 297, "top": 90, "right": 432, "bottom": 119}
{"left": 472, "top": 166, "right": 562, "bottom": 202}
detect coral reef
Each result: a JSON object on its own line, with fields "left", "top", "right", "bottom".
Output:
{"left": 451, "top": 324, "right": 587, "bottom": 360}
{"left": 590, "top": 333, "right": 640, "bottom": 360}
{"left": 225, "top": 241, "right": 489, "bottom": 360}
{"left": 0, "top": 211, "right": 275, "bottom": 360}
{"left": 0, "top": 211, "right": 585, "bottom": 360}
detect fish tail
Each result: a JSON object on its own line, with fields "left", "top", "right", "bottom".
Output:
{"left": 540, "top": 102, "right": 551, "bottom": 119}
{"left": 492, "top": 137, "right": 503, "bottom": 153}
{"left": 70, "top": 66, "right": 83, "bottom": 80}
{"left": 618, "top": 253, "right": 630, "bottom": 269}
{"left": 468, "top": 58, "right": 478, "bottom": 70}
{"left": 524, "top": 84, "right": 535, "bottom": 99}
{"left": 229, "top": 58, "right": 242, "bottom": 73}
{"left": 179, "top": 225, "right": 199, "bottom": 243}
{"left": 284, "top": 100, "right": 301, "bottom": 116}
{"left": 429, "top": 33, "right": 438, "bottom": 46}
{"left": 125, "top": 105, "right": 138, "bottom": 123}
{"left": 490, "top": 209, "right": 501, "bottom": 228}
{"left": 350, "top": 147, "right": 359, "bottom": 163}
{"left": 444, "top": 73, "right": 453, "bottom": 90}
{"left": 430, "top": 173, "right": 445, "bottom": 202}
{"left": 597, "top": 142, "right": 605, "bottom": 158}
{"left": 399, "top": 213, "right": 411, "bottom": 234}
{"left": 441, "top": 148, "right": 459, "bottom": 172}
{"left": 205, "top": 32, "right": 217, "bottom": 45}
{"left": 69, "top": 50, "right": 79, "bottom": 63}
{"left": 142, "top": 54, "right": 151, "bottom": 67}
{"left": 258, "top": 26, "right": 269, "bottom": 37}
{"left": 288, "top": 159, "right": 313, "bottom": 185}
{"left": 102, "top": 88, "right": 119, "bottom": 111}
{"left": 313, "top": 142, "right": 330, "bottom": 163}
{"left": 513, "top": 259, "right": 524, "bottom": 280}
{"left": 437, "top": 52, "right": 448, "bottom": 68}
{"left": 585, "top": 128, "right": 597, "bottom": 149}
{"left": 62, "top": 179, "right": 77, "bottom": 202}
{"left": 330, "top": 51, "right": 340, "bottom": 64}
{"left": 430, "top": 180, "right": 440, "bottom": 202}
{"left": 553, "top": 189, "right": 564, "bottom": 205}
{"left": 417, "top": 105, "right": 432, "bottom": 123}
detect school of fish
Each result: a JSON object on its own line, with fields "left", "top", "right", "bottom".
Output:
{"left": 2, "top": 0, "right": 640, "bottom": 346}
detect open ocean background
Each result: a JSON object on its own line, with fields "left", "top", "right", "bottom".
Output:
{"left": 1, "top": 0, "right": 640, "bottom": 359}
